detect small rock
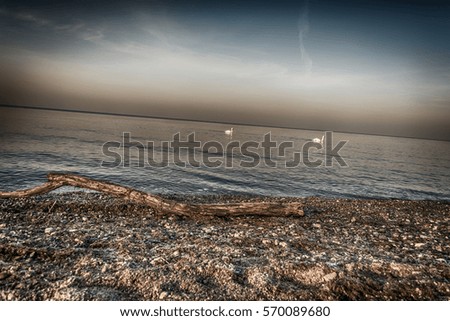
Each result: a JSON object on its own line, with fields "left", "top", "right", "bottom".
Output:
{"left": 414, "top": 243, "right": 425, "bottom": 248}
{"left": 0, "top": 272, "right": 11, "bottom": 280}
{"left": 151, "top": 257, "right": 165, "bottom": 265}
{"left": 312, "top": 223, "right": 321, "bottom": 228}
{"left": 279, "top": 241, "right": 288, "bottom": 248}
{"left": 159, "top": 291, "right": 168, "bottom": 300}
{"left": 44, "top": 227, "right": 54, "bottom": 234}
{"left": 323, "top": 272, "right": 337, "bottom": 282}
{"left": 172, "top": 250, "right": 180, "bottom": 257}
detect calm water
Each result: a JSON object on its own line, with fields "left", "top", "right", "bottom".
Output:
{"left": 1, "top": 108, "right": 449, "bottom": 200}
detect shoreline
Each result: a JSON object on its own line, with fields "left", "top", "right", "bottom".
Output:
{"left": 0, "top": 192, "right": 449, "bottom": 300}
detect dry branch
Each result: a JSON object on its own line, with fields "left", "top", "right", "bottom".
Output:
{"left": 0, "top": 173, "right": 304, "bottom": 217}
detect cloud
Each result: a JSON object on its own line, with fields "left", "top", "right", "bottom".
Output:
{"left": 15, "top": 12, "right": 51, "bottom": 26}
{"left": 0, "top": 8, "right": 105, "bottom": 44}
{"left": 298, "top": 1, "right": 312, "bottom": 74}
{"left": 2, "top": 5, "right": 448, "bottom": 139}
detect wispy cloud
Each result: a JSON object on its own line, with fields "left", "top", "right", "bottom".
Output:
{"left": 1, "top": 6, "right": 414, "bottom": 111}
{"left": 0, "top": 8, "right": 105, "bottom": 44}
{"left": 298, "top": 1, "right": 312, "bottom": 75}
{"left": 15, "top": 12, "right": 51, "bottom": 26}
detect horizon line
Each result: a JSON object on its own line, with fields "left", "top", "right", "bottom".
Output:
{"left": 0, "top": 103, "right": 448, "bottom": 142}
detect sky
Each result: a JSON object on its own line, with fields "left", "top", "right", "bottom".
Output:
{"left": 0, "top": 0, "right": 449, "bottom": 140}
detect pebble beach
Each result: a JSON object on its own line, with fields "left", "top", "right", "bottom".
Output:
{"left": 0, "top": 193, "right": 449, "bottom": 300}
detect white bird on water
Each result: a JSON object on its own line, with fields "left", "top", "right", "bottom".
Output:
{"left": 225, "top": 127, "right": 234, "bottom": 136}
{"left": 312, "top": 135, "right": 324, "bottom": 145}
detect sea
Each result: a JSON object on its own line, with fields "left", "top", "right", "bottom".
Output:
{"left": 1, "top": 107, "right": 449, "bottom": 200}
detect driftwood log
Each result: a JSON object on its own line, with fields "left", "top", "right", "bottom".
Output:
{"left": 0, "top": 173, "right": 304, "bottom": 217}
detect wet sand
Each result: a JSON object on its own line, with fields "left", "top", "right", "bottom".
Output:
{"left": 0, "top": 193, "right": 449, "bottom": 300}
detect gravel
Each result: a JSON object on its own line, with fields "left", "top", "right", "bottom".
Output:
{"left": 0, "top": 192, "right": 449, "bottom": 300}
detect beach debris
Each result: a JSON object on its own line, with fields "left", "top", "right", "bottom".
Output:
{"left": 0, "top": 173, "right": 304, "bottom": 218}
{"left": 47, "top": 200, "right": 57, "bottom": 213}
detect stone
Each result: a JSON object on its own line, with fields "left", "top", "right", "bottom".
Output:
{"left": 44, "top": 227, "right": 54, "bottom": 234}
{"left": 323, "top": 272, "right": 337, "bottom": 282}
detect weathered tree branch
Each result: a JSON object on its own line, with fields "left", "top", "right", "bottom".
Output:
{"left": 0, "top": 173, "right": 304, "bottom": 217}
{"left": 0, "top": 181, "right": 64, "bottom": 198}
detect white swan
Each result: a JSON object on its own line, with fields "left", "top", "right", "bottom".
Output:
{"left": 312, "top": 135, "right": 324, "bottom": 144}
{"left": 225, "top": 127, "right": 234, "bottom": 135}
